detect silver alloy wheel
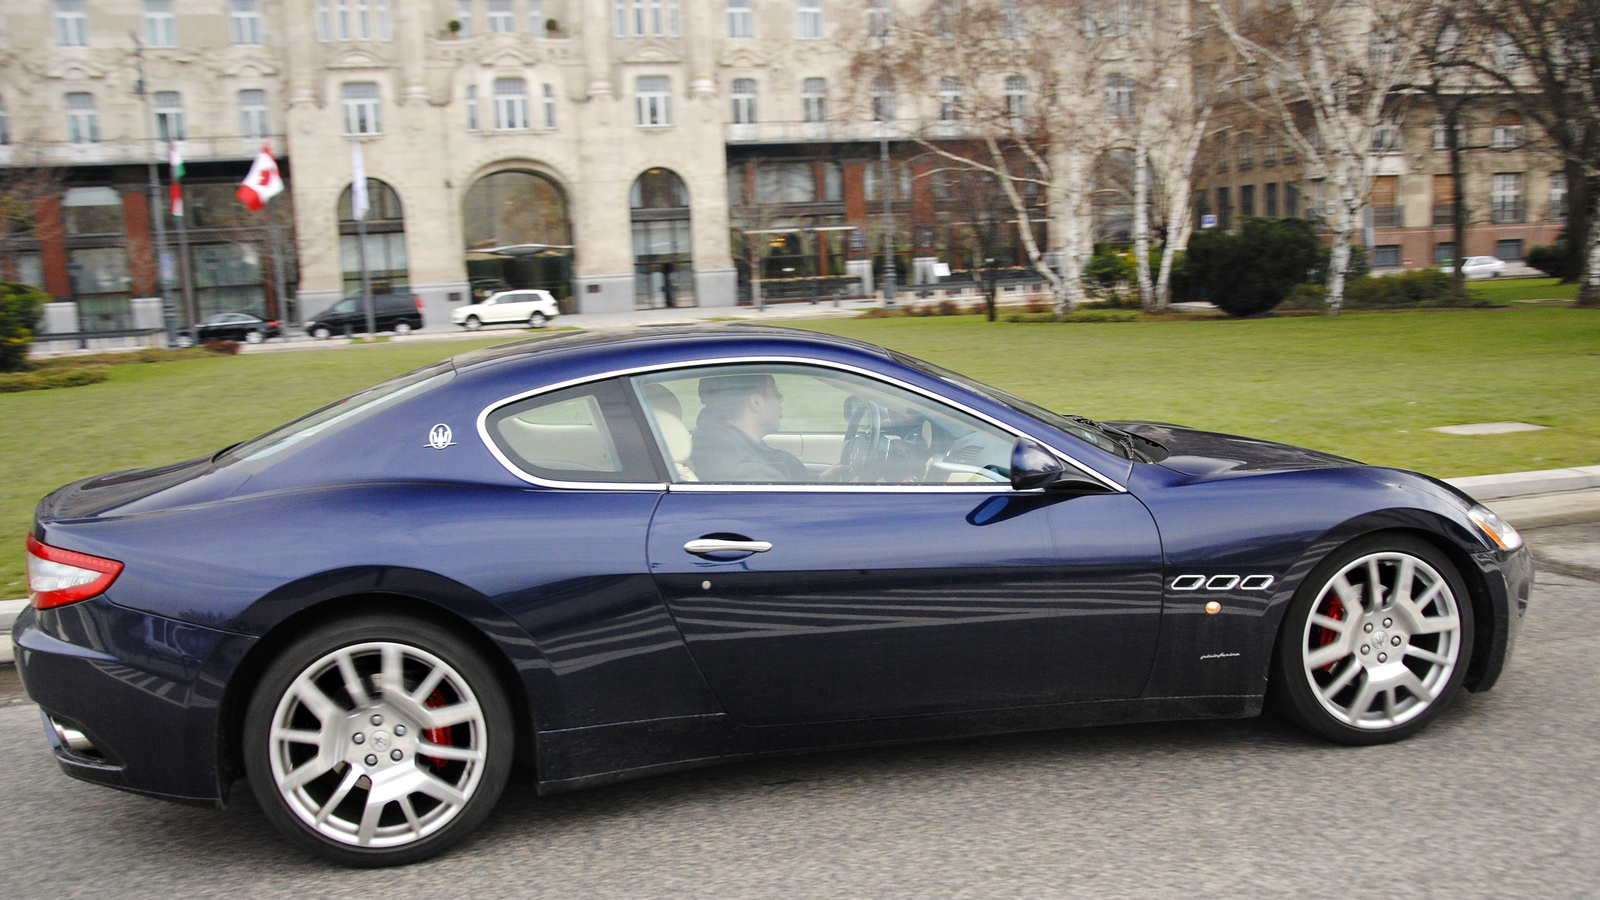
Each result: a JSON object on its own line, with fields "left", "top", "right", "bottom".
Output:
{"left": 464, "top": 316, "right": 481, "bottom": 331}
{"left": 394, "top": 322, "right": 412, "bottom": 335}
{"left": 1300, "top": 551, "right": 1463, "bottom": 730}
{"left": 245, "top": 330, "right": 265, "bottom": 343}
{"left": 529, "top": 312, "right": 547, "bottom": 328}
{"left": 313, "top": 326, "right": 332, "bottom": 340}
{"left": 267, "top": 641, "right": 488, "bottom": 849}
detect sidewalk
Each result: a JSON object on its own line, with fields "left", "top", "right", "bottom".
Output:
{"left": 4, "top": 469, "right": 1599, "bottom": 665}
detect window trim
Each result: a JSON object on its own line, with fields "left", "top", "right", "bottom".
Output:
{"left": 475, "top": 356, "right": 1127, "bottom": 493}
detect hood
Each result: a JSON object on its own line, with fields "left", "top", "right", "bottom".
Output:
{"left": 1106, "top": 420, "right": 1359, "bottom": 477}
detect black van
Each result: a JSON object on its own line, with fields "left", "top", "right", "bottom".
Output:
{"left": 306, "top": 294, "right": 425, "bottom": 338}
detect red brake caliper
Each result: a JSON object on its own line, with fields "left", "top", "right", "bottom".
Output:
{"left": 1315, "top": 596, "right": 1345, "bottom": 673}
{"left": 422, "top": 689, "right": 453, "bottom": 770}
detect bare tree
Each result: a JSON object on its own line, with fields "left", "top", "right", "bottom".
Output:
{"left": 1447, "top": 0, "right": 1600, "bottom": 305}
{"left": 1203, "top": 0, "right": 1423, "bottom": 313}
{"left": 0, "top": 143, "right": 63, "bottom": 286}
{"left": 846, "top": 0, "right": 1129, "bottom": 315}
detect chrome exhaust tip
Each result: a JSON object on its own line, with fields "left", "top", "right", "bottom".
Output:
{"left": 48, "top": 715, "right": 97, "bottom": 754}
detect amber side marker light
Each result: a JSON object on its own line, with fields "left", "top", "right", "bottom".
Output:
{"left": 25, "top": 534, "right": 124, "bottom": 610}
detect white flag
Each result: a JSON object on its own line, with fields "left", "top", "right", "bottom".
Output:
{"left": 350, "top": 139, "right": 369, "bottom": 220}
{"left": 235, "top": 144, "right": 284, "bottom": 211}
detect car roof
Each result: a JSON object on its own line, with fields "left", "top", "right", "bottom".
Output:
{"left": 450, "top": 325, "right": 890, "bottom": 377}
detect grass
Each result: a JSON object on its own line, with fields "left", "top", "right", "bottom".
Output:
{"left": 1465, "top": 277, "right": 1580, "bottom": 304}
{"left": 2, "top": 306, "right": 1597, "bottom": 595}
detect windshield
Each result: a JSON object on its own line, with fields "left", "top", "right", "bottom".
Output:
{"left": 889, "top": 352, "right": 1130, "bottom": 459}
{"left": 215, "top": 362, "right": 455, "bottom": 466}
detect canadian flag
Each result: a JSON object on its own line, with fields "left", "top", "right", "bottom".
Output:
{"left": 236, "top": 144, "right": 284, "bottom": 211}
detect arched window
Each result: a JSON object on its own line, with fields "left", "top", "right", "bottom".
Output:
{"left": 337, "top": 178, "right": 408, "bottom": 296}
{"left": 462, "top": 170, "right": 573, "bottom": 304}
{"left": 631, "top": 168, "right": 693, "bottom": 309}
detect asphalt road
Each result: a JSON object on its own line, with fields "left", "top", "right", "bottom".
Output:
{"left": 2, "top": 527, "right": 1598, "bottom": 899}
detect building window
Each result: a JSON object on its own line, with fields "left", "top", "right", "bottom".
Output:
{"left": 338, "top": 179, "right": 409, "bottom": 296}
{"left": 1286, "top": 183, "right": 1299, "bottom": 217}
{"left": 1217, "top": 186, "right": 1232, "bottom": 230}
{"left": 798, "top": 0, "right": 822, "bottom": 38}
{"left": 1372, "top": 245, "right": 1401, "bottom": 269}
{"left": 871, "top": 75, "right": 895, "bottom": 121}
{"left": 802, "top": 77, "right": 827, "bottom": 123}
{"left": 1493, "top": 32, "right": 1522, "bottom": 71}
{"left": 528, "top": 0, "right": 544, "bottom": 34}
{"left": 1434, "top": 242, "right": 1454, "bottom": 265}
{"left": 56, "top": 0, "right": 88, "bottom": 46}
{"left": 1263, "top": 135, "right": 1278, "bottom": 166}
{"left": 1495, "top": 239, "right": 1524, "bottom": 261}
{"left": 1491, "top": 110, "right": 1525, "bottom": 149}
{"left": 1370, "top": 124, "right": 1398, "bottom": 152}
{"left": 616, "top": 0, "right": 679, "bottom": 36}
{"left": 1240, "top": 184, "right": 1255, "bottom": 217}
{"left": 939, "top": 78, "right": 960, "bottom": 121}
{"left": 1551, "top": 171, "right": 1567, "bottom": 221}
{"left": 1432, "top": 116, "right": 1465, "bottom": 150}
{"left": 494, "top": 78, "right": 529, "bottom": 130}
{"left": 341, "top": 82, "right": 382, "bottom": 135}
{"left": 465, "top": 85, "right": 479, "bottom": 130}
{"left": 1105, "top": 73, "right": 1133, "bottom": 119}
{"left": 66, "top": 92, "right": 97, "bottom": 143}
{"left": 1265, "top": 182, "right": 1279, "bottom": 216}
{"left": 145, "top": 0, "right": 178, "bottom": 47}
{"left": 1004, "top": 75, "right": 1027, "bottom": 122}
{"left": 317, "top": 0, "right": 332, "bottom": 40}
{"left": 1001, "top": 0, "right": 1023, "bottom": 38}
{"left": 155, "top": 91, "right": 185, "bottom": 142}
{"left": 868, "top": 0, "right": 892, "bottom": 38}
{"left": 229, "top": 0, "right": 263, "bottom": 44}
{"left": 636, "top": 76, "right": 672, "bottom": 127}
{"left": 543, "top": 83, "right": 556, "bottom": 128}
{"left": 1491, "top": 172, "right": 1525, "bottom": 223}
{"left": 614, "top": 0, "right": 626, "bottom": 35}
{"left": 317, "top": 0, "right": 388, "bottom": 41}
{"left": 1238, "top": 134, "right": 1254, "bottom": 169}
{"left": 756, "top": 162, "right": 818, "bottom": 203}
{"left": 456, "top": 0, "right": 474, "bottom": 37}
{"left": 239, "top": 90, "right": 270, "bottom": 140}
{"left": 727, "top": 0, "right": 752, "bottom": 37}
{"left": 731, "top": 79, "right": 757, "bottom": 125}
{"left": 487, "top": 0, "right": 513, "bottom": 32}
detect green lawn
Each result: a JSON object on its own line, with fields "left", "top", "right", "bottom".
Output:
{"left": 1465, "top": 277, "right": 1579, "bottom": 304}
{"left": 3, "top": 307, "right": 1598, "bottom": 597}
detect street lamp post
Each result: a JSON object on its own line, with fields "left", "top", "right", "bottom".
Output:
{"left": 131, "top": 34, "right": 177, "bottom": 345}
{"left": 880, "top": 135, "right": 896, "bottom": 307}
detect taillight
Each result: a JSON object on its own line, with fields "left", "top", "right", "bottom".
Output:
{"left": 25, "top": 534, "right": 124, "bottom": 610}
{"left": 267, "top": 320, "right": 280, "bottom": 327}
{"left": 415, "top": 296, "right": 424, "bottom": 310}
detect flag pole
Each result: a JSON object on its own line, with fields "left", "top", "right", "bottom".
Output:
{"left": 169, "top": 141, "right": 197, "bottom": 330}
{"left": 352, "top": 138, "right": 375, "bottom": 339}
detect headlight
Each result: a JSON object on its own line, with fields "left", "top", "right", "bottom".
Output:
{"left": 1467, "top": 505, "right": 1523, "bottom": 551}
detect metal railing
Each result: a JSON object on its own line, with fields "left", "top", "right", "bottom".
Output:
{"left": 0, "top": 134, "right": 286, "bottom": 168}
{"left": 1370, "top": 206, "right": 1403, "bottom": 228}
{"left": 1490, "top": 201, "right": 1526, "bottom": 224}
{"left": 1431, "top": 203, "right": 1455, "bottom": 226}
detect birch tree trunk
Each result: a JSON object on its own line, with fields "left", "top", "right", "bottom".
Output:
{"left": 1133, "top": 135, "right": 1154, "bottom": 310}
{"left": 1055, "top": 147, "right": 1088, "bottom": 316}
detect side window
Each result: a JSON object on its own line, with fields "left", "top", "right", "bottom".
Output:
{"left": 486, "top": 379, "right": 663, "bottom": 484}
{"left": 631, "top": 364, "right": 1018, "bottom": 485}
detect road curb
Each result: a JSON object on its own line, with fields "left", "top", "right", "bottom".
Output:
{"left": 4, "top": 468, "right": 1600, "bottom": 666}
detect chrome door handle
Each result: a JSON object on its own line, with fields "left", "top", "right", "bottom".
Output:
{"left": 684, "top": 539, "right": 773, "bottom": 555}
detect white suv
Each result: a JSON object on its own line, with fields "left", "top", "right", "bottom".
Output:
{"left": 452, "top": 290, "right": 560, "bottom": 330}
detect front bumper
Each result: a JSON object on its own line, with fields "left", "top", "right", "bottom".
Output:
{"left": 1465, "top": 542, "right": 1533, "bottom": 693}
{"left": 12, "top": 597, "right": 257, "bottom": 806}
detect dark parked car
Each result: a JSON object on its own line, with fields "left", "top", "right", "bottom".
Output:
{"left": 306, "top": 294, "right": 424, "bottom": 339}
{"left": 15, "top": 327, "right": 1531, "bottom": 866}
{"left": 175, "top": 312, "right": 282, "bottom": 346}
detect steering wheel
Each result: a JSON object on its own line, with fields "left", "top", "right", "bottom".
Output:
{"left": 839, "top": 395, "right": 888, "bottom": 482}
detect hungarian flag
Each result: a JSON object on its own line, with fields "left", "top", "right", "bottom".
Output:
{"left": 169, "top": 142, "right": 185, "bottom": 218}
{"left": 236, "top": 144, "right": 284, "bottom": 211}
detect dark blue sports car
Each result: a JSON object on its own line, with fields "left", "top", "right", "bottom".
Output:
{"left": 14, "top": 326, "right": 1532, "bottom": 865}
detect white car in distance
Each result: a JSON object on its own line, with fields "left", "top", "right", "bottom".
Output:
{"left": 452, "top": 289, "right": 560, "bottom": 330}
{"left": 1440, "top": 256, "right": 1508, "bottom": 279}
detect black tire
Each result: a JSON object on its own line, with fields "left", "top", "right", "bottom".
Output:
{"left": 1270, "top": 533, "right": 1475, "bottom": 745}
{"left": 242, "top": 614, "right": 515, "bottom": 867}
{"left": 464, "top": 315, "right": 482, "bottom": 331}
{"left": 312, "top": 326, "right": 332, "bottom": 340}
{"left": 528, "top": 311, "right": 548, "bottom": 328}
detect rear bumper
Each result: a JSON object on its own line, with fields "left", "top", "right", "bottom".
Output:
{"left": 11, "top": 597, "right": 257, "bottom": 806}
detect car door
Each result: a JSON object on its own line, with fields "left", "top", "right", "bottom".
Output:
{"left": 634, "top": 362, "right": 1164, "bottom": 726}
{"left": 493, "top": 293, "right": 529, "bottom": 323}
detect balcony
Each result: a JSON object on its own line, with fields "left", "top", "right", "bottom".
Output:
{"left": 723, "top": 120, "right": 907, "bottom": 144}
{"left": 0, "top": 134, "right": 287, "bottom": 168}
{"left": 1432, "top": 203, "right": 1454, "bottom": 226}
{"left": 1371, "top": 205, "right": 1403, "bottom": 228}
{"left": 1490, "top": 201, "right": 1527, "bottom": 224}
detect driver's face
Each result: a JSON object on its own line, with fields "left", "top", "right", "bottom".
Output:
{"left": 752, "top": 376, "right": 784, "bottom": 434}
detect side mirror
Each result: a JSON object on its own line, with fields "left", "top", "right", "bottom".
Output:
{"left": 1010, "top": 438, "right": 1112, "bottom": 493}
{"left": 1010, "top": 438, "right": 1066, "bottom": 490}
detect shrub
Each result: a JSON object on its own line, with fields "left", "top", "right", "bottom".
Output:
{"left": 0, "top": 365, "right": 109, "bottom": 393}
{"left": 1281, "top": 283, "right": 1329, "bottom": 310}
{"left": 0, "top": 282, "right": 47, "bottom": 372}
{"left": 1181, "top": 217, "right": 1324, "bottom": 316}
{"left": 1526, "top": 240, "right": 1575, "bottom": 280}
{"left": 202, "top": 339, "right": 241, "bottom": 355}
{"left": 1084, "top": 246, "right": 1137, "bottom": 290}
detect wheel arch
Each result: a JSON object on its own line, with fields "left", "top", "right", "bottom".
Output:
{"left": 216, "top": 582, "right": 541, "bottom": 805}
{"left": 1264, "top": 514, "right": 1500, "bottom": 695}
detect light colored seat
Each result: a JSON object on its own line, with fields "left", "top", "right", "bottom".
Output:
{"left": 654, "top": 410, "right": 698, "bottom": 481}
